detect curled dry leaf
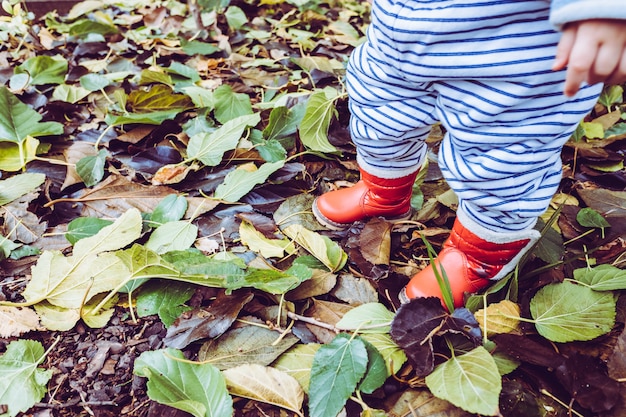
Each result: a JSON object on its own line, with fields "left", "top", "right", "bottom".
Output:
{"left": 0, "top": 306, "right": 43, "bottom": 337}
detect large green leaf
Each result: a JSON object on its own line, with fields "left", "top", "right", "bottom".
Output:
{"left": 136, "top": 280, "right": 195, "bottom": 327}
{"left": 530, "top": 281, "right": 616, "bottom": 342}
{"left": 148, "top": 194, "right": 188, "bottom": 226}
{"left": 213, "top": 84, "right": 254, "bottom": 123}
{"left": 0, "top": 173, "right": 45, "bottom": 206}
{"left": 21, "top": 209, "right": 142, "bottom": 307}
{"left": 0, "top": 87, "right": 63, "bottom": 142}
{"left": 308, "top": 333, "right": 368, "bottom": 417}
{"left": 336, "top": 303, "right": 395, "bottom": 334}
{"left": 105, "top": 109, "right": 183, "bottom": 126}
{"left": 145, "top": 221, "right": 198, "bottom": 254}
{"left": 15, "top": 55, "right": 68, "bottom": 86}
{"left": 425, "top": 346, "right": 501, "bottom": 416}
{"left": 187, "top": 113, "right": 260, "bottom": 166}
{"left": 214, "top": 161, "right": 285, "bottom": 202}
{"left": 574, "top": 264, "right": 626, "bottom": 291}
{"left": 0, "top": 340, "right": 53, "bottom": 417}
{"left": 127, "top": 84, "right": 194, "bottom": 112}
{"left": 134, "top": 348, "right": 233, "bottom": 417}
{"left": 299, "top": 87, "right": 340, "bottom": 154}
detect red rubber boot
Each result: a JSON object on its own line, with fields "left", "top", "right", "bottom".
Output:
{"left": 401, "top": 214, "right": 540, "bottom": 309}
{"left": 313, "top": 169, "right": 419, "bottom": 230}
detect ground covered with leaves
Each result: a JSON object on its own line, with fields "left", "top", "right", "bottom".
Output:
{"left": 0, "top": 0, "right": 625, "bottom": 416}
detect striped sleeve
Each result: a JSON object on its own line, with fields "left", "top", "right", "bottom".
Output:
{"left": 550, "top": 0, "right": 626, "bottom": 28}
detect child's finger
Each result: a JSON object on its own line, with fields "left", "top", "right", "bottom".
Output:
{"left": 553, "top": 27, "right": 576, "bottom": 71}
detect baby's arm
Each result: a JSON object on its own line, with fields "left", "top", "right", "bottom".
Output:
{"left": 553, "top": 19, "right": 626, "bottom": 97}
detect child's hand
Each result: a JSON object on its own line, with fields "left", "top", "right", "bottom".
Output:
{"left": 553, "top": 19, "right": 626, "bottom": 96}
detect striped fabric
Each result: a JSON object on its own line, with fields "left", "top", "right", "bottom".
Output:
{"left": 347, "top": 0, "right": 602, "bottom": 232}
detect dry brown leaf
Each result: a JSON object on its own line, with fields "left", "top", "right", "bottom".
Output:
{"left": 360, "top": 217, "right": 392, "bottom": 265}
{"left": 45, "top": 174, "right": 218, "bottom": 219}
{"left": 330, "top": 273, "right": 378, "bottom": 306}
{"left": 286, "top": 269, "right": 337, "bottom": 301}
{"left": 303, "top": 299, "right": 352, "bottom": 343}
{"left": 0, "top": 306, "right": 43, "bottom": 337}
{"left": 1, "top": 192, "right": 47, "bottom": 244}
{"left": 62, "top": 141, "right": 98, "bottom": 190}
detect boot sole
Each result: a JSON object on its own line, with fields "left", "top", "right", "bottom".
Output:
{"left": 312, "top": 197, "right": 413, "bottom": 231}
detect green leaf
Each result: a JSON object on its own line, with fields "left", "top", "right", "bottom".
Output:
{"left": 576, "top": 207, "right": 611, "bottom": 228}
{"left": 598, "top": 85, "right": 624, "bottom": 108}
{"left": 148, "top": 194, "right": 188, "bottom": 226}
{"left": 22, "top": 209, "right": 142, "bottom": 308}
{"left": 128, "top": 84, "right": 193, "bottom": 112}
{"left": 282, "top": 224, "right": 347, "bottom": 272}
{"left": 116, "top": 244, "right": 198, "bottom": 293}
{"left": 0, "top": 136, "right": 42, "bottom": 171}
{"left": 299, "top": 87, "right": 340, "bottom": 154}
{"left": 180, "top": 39, "right": 221, "bottom": 56}
{"left": 308, "top": 333, "right": 368, "bottom": 417}
{"left": 230, "top": 264, "right": 312, "bottom": 294}
{"left": 134, "top": 348, "right": 233, "bottom": 417}
{"left": 15, "top": 55, "right": 68, "bottom": 86}
{"left": 145, "top": 221, "right": 198, "bottom": 254}
{"left": 68, "top": 19, "right": 118, "bottom": 37}
{"left": 105, "top": 109, "right": 183, "bottom": 126}
{"left": 336, "top": 303, "right": 394, "bottom": 334}
{"left": 360, "top": 333, "right": 407, "bottom": 377}
{"left": 358, "top": 337, "right": 388, "bottom": 394}
{"left": 263, "top": 105, "right": 304, "bottom": 141}
{"left": 574, "top": 264, "right": 626, "bottom": 291}
{"left": 580, "top": 121, "right": 604, "bottom": 139}
{"left": 425, "top": 346, "right": 501, "bottom": 416}
{"left": 0, "top": 87, "right": 63, "bottom": 142}
{"left": 80, "top": 73, "right": 112, "bottom": 91}
{"left": 76, "top": 149, "right": 107, "bottom": 187}
{"left": 52, "top": 84, "right": 92, "bottom": 103}
{"left": 0, "top": 173, "right": 45, "bottom": 206}
{"left": 65, "top": 217, "right": 114, "bottom": 245}
{"left": 530, "top": 281, "right": 616, "bottom": 342}
{"left": 256, "top": 139, "right": 287, "bottom": 163}
{"left": 187, "top": 113, "right": 261, "bottom": 166}
{"left": 214, "top": 161, "right": 285, "bottom": 202}
{"left": 136, "top": 280, "right": 195, "bottom": 327}
{"left": 214, "top": 84, "right": 254, "bottom": 123}
{"left": 225, "top": 6, "right": 248, "bottom": 30}
{"left": 0, "top": 340, "right": 53, "bottom": 417}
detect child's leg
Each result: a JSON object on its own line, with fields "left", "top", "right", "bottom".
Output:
{"left": 403, "top": 79, "right": 603, "bottom": 308}
{"left": 312, "top": 32, "right": 438, "bottom": 229}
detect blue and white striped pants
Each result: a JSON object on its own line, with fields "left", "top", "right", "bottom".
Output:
{"left": 348, "top": 0, "right": 602, "bottom": 233}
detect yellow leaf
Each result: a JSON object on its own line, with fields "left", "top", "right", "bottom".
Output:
{"left": 474, "top": 300, "right": 521, "bottom": 337}
{"left": 223, "top": 364, "right": 304, "bottom": 415}
{"left": 239, "top": 221, "right": 296, "bottom": 258}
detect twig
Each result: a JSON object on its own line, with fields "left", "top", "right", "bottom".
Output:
{"left": 35, "top": 400, "right": 117, "bottom": 410}
{"left": 286, "top": 311, "right": 339, "bottom": 332}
